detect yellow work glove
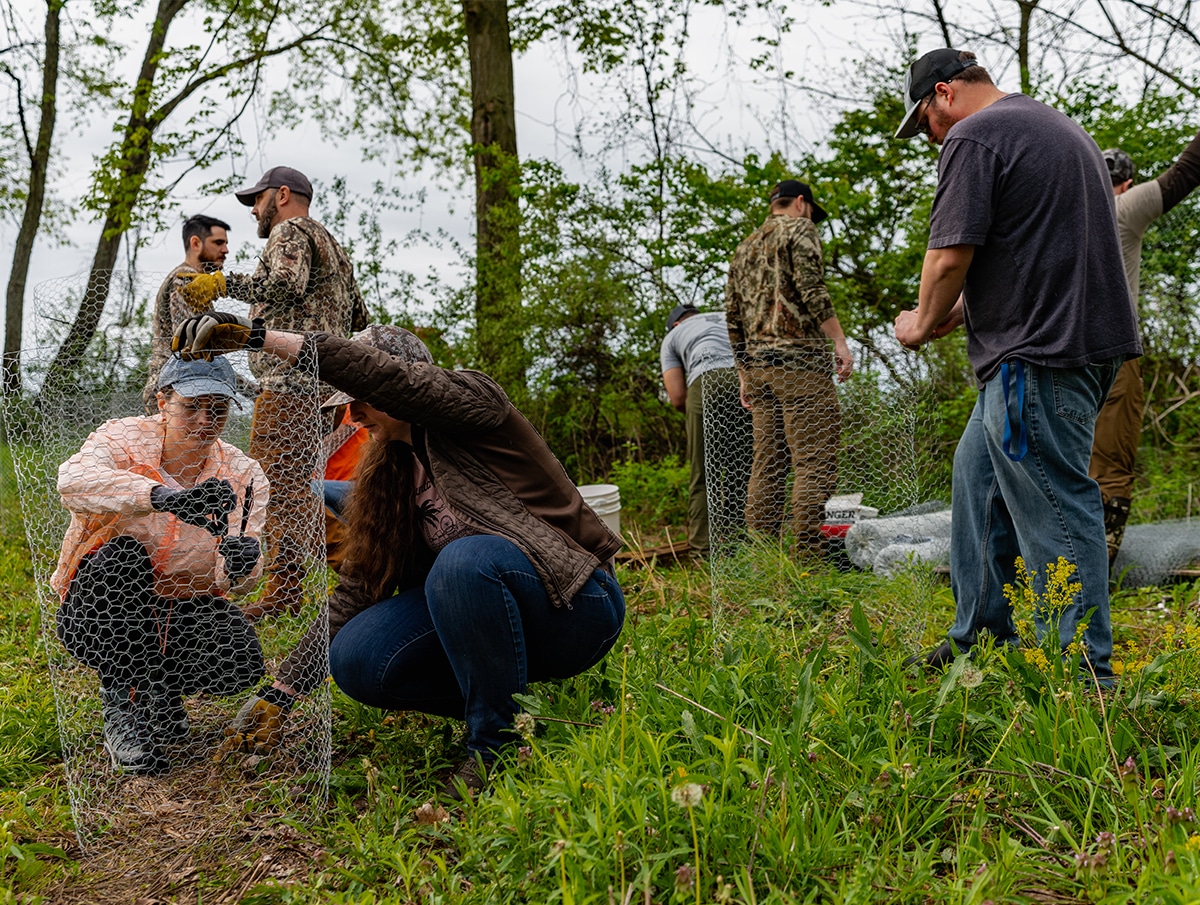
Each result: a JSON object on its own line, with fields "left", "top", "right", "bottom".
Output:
{"left": 172, "top": 312, "right": 265, "bottom": 361}
{"left": 215, "top": 684, "right": 294, "bottom": 761}
{"left": 177, "top": 271, "right": 227, "bottom": 310}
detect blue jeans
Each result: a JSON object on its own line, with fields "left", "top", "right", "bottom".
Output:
{"left": 315, "top": 479, "right": 354, "bottom": 523}
{"left": 949, "top": 358, "right": 1122, "bottom": 679}
{"left": 328, "top": 535, "right": 625, "bottom": 757}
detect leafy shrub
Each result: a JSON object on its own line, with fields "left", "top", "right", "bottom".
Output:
{"left": 606, "top": 455, "right": 689, "bottom": 532}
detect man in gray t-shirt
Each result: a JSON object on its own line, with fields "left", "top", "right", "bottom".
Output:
{"left": 660, "top": 305, "right": 751, "bottom": 556}
{"left": 1089, "top": 133, "right": 1200, "bottom": 565}
{"left": 894, "top": 48, "right": 1140, "bottom": 681}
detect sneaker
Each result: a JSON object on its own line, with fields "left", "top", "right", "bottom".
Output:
{"left": 442, "top": 755, "right": 491, "bottom": 802}
{"left": 140, "top": 690, "right": 189, "bottom": 743}
{"left": 99, "top": 685, "right": 169, "bottom": 774}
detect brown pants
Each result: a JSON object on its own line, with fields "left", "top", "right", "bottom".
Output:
{"left": 686, "top": 368, "right": 752, "bottom": 555}
{"left": 248, "top": 390, "right": 322, "bottom": 602}
{"left": 743, "top": 364, "right": 840, "bottom": 552}
{"left": 1089, "top": 357, "right": 1143, "bottom": 560}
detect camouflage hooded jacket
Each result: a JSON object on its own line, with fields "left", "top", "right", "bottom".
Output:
{"left": 725, "top": 213, "right": 837, "bottom": 370}
{"left": 227, "top": 217, "right": 369, "bottom": 391}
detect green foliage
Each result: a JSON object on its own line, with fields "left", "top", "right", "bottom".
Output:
{"left": 607, "top": 454, "right": 689, "bottom": 531}
{"left": 0, "top": 448, "right": 61, "bottom": 789}
{"left": 805, "top": 57, "right": 940, "bottom": 341}
{"left": 7, "top": 441, "right": 1200, "bottom": 899}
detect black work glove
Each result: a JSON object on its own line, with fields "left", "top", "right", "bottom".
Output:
{"left": 218, "top": 535, "right": 260, "bottom": 582}
{"left": 150, "top": 478, "right": 237, "bottom": 537}
{"left": 172, "top": 312, "right": 265, "bottom": 361}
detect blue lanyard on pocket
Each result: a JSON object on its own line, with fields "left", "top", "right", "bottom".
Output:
{"left": 1000, "top": 361, "right": 1028, "bottom": 462}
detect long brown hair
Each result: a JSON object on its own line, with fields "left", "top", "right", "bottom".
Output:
{"left": 338, "top": 437, "right": 429, "bottom": 601}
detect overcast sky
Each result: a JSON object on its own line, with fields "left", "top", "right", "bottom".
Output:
{"left": 9, "top": 0, "right": 1133, "bottom": 353}
{"left": 0, "top": 3, "right": 917, "bottom": 334}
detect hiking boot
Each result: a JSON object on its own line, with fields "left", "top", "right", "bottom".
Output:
{"left": 140, "top": 689, "right": 190, "bottom": 743}
{"left": 99, "top": 685, "right": 169, "bottom": 774}
{"left": 442, "top": 755, "right": 491, "bottom": 802}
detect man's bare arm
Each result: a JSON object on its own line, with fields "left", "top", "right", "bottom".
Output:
{"left": 895, "top": 245, "right": 975, "bottom": 349}
{"left": 663, "top": 368, "right": 687, "bottom": 411}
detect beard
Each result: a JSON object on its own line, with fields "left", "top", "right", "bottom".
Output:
{"left": 256, "top": 196, "right": 278, "bottom": 238}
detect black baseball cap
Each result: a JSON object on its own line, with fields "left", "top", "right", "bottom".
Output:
{"left": 235, "top": 166, "right": 314, "bottom": 206}
{"left": 768, "top": 180, "right": 828, "bottom": 224}
{"left": 895, "top": 48, "right": 978, "bottom": 139}
{"left": 667, "top": 304, "right": 699, "bottom": 331}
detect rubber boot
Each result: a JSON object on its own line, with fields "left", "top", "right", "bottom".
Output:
{"left": 99, "top": 685, "right": 168, "bottom": 774}
{"left": 1103, "top": 496, "right": 1132, "bottom": 569}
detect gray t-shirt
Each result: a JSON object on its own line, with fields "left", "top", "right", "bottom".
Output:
{"left": 660, "top": 312, "right": 736, "bottom": 385}
{"left": 929, "top": 93, "right": 1141, "bottom": 384}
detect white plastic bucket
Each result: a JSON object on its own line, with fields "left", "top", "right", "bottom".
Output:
{"left": 822, "top": 493, "right": 878, "bottom": 539}
{"left": 578, "top": 483, "right": 621, "bottom": 535}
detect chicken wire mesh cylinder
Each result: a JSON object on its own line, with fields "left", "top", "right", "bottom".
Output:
{"left": 705, "top": 340, "right": 948, "bottom": 642}
{"left": 6, "top": 271, "right": 331, "bottom": 853}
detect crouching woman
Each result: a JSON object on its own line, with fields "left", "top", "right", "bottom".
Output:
{"left": 52, "top": 356, "right": 269, "bottom": 774}
{"left": 174, "top": 316, "right": 625, "bottom": 795}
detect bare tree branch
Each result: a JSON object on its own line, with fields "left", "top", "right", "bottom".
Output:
{"left": 0, "top": 63, "right": 33, "bottom": 160}
{"left": 930, "top": 0, "right": 954, "bottom": 45}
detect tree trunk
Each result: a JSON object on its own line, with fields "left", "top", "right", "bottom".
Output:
{"left": 4, "top": 0, "right": 63, "bottom": 395}
{"left": 39, "top": 0, "right": 186, "bottom": 403}
{"left": 462, "top": 0, "right": 525, "bottom": 393}
{"left": 1017, "top": 0, "right": 1038, "bottom": 95}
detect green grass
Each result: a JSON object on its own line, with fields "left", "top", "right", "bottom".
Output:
{"left": 5, "top": 453, "right": 1200, "bottom": 903}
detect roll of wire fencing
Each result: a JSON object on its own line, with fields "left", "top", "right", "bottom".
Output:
{"left": 5, "top": 271, "right": 331, "bottom": 854}
{"left": 704, "top": 339, "right": 949, "bottom": 646}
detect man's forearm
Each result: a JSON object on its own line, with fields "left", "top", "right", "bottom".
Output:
{"left": 224, "top": 272, "right": 305, "bottom": 310}
{"left": 224, "top": 272, "right": 254, "bottom": 303}
{"left": 914, "top": 245, "right": 974, "bottom": 340}
{"left": 261, "top": 329, "right": 304, "bottom": 365}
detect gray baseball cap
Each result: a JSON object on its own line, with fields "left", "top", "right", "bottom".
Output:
{"left": 667, "top": 304, "right": 699, "bottom": 331}
{"left": 321, "top": 325, "right": 435, "bottom": 409}
{"left": 158, "top": 356, "right": 243, "bottom": 408}
{"left": 235, "top": 166, "right": 314, "bottom": 205}
{"left": 1103, "top": 148, "right": 1134, "bottom": 185}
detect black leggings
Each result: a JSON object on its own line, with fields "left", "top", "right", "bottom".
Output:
{"left": 56, "top": 535, "right": 263, "bottom": 694}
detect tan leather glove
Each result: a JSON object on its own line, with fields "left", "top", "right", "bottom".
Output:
{"left": 215, "top": 685, "right": 293, "bottom": 760}
{"left": 177, "top": 271, "right": 227, "bottom": 310}
{"left": 173, "top": 312, "right": 265, "bottom": 361}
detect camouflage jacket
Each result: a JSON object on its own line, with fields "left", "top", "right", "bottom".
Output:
{"left": 227, "top": 217, "right": 369, "bottom": 391}
{"left": 144, "top": 262, "right": 202, "bottom": 412}
{"left": 725, "top": 213, "right": 837, "bottom": 369}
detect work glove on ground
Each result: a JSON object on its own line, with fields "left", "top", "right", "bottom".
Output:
{"left": 150, "top": 478, "right": 237, "bottom": 537}
{"left": 219, "top": 535, "right": 260, "bottom": 582}
{"left": 177, "top": 271, "right": 227, "bottom": 310}
{"left": 173, "top": 312, "right": 265, "bottom": 361}
{"left": 216, "top": 684, "right": 295, "bottom": 759}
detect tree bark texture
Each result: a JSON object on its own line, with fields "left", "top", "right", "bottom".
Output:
{"left": 463, "top": 0, "right": 526, "bottom": 393}
{"left": 39, "top": 0, "right": 187, "bottom": 404}
{"left": 4, "top": 0, "right": 63, "bottom": 395}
